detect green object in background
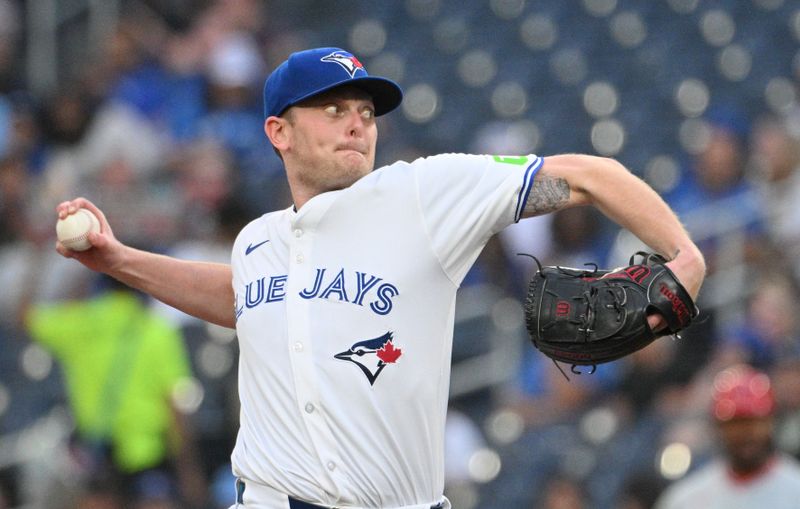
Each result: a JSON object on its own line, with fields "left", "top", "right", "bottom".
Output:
{"left": 27, "top": 290, "right": 191, "bottom": 473}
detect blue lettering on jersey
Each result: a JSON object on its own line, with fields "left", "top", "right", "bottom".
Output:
{"left": 300, "top": 269, "right": 325, "bottom": 298}
{"left": 319, "top": 268, "right": 349, "bottom": 301}
{"left": 369, "top": 283, "right": 399, "bottom": 315}
{"left": 236, "top": 267, "right": 399, "bottom": 321}
{"left": 266, "top": 275, "right": 287, "bottom": 302}
{"left": 245, "top": 277, "right": 265, "bottom": 308}
{"left": 354, "top": 272, "right": 382, "bottom": 305}
{"left": 244, "top": 275, "right": 288, "bottom": 308}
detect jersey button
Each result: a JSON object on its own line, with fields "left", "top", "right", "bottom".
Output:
{"left": 294, "top": 229, "right": 303, "bottom": 238}
{"left": 326, "top": 461, "right": 336, "bottom": 471}
{"left": 293, "top": 342, "right": 304, "bottom": 352}
{"left": 296, "top": 253, "right": 304, "bottom": 264}
{"left": 305, "top": 402, "right": 315, "bottom": 413}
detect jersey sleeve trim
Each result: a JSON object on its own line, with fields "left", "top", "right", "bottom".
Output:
{"left": 514, "top": 156, "right": 544, "bottom": 223}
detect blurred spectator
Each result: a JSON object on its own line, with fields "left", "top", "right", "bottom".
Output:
{"left": 611, "top": 306, "right": 718, "bottom": 424}
{"left": 488, "top": 206, "right": 614, "bottom": 296}
{"left": 544, "top": 207, "right": 614, "bottom": 268}
{"left": 0, "top": 153, "right": 89, "bottom": 327}
{"left": 612, "top": 339, "right": 682, "bottom": 420}
{"left": 507, "top": 347, "right": 621, "bottom": 428}
{"left": 89, "top": 158, "right": 181, "bottom": 249}
{"left": 662, "top": 106, "right": 766, "bottom": 273}
{"left": 4, "top": 96, "right": 46, "bottom": 173}
{"left": 198, "top": 30, "right": 282, "bottom": 209}
{"left": 200, "top": 28, "right": 265, "bottom": 166}
{"left": 748, "top": 113, "right": 800, "bottom": 268}
{"left": 717, "top": 274, "right": 800, "bottom": 370}
{"left": 171, "top": 140, "right": 239, "bottom": 236}
{"left": 0, "top": 154, "right": 32, "bottom": 245}
{"left": 668, "top": 107, "right": 753, "bottom": 211}
{"left": 655, "top": 364, "right": 800, "bottom": 509}
{"left": 615, "top": 472, "right": 668, "bottom": 509}
{"left": 536, "top": 473, "right": 587, "bottom": 509}
{"left": 97, "top": 16, "right": 172, "bottom": 123}
{"left": 21, "top": 275, "right": 207, "bottom": 509}
{"left": 36, "top": 87, "right": 166, "bottom": 220}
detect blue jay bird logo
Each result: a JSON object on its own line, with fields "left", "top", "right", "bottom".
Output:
{"left": 334, "top": 332, "right": 402, "bottom": 386}
{"left": 320, "top": 51, "right": 365, "bottom": 78}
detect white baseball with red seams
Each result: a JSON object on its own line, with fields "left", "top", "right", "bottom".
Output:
{"left": 56, "top": 208, "right": 100, "bottom": 251}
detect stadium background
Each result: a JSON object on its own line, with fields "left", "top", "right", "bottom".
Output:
{"left": 1, "top": 0, "right": 800, "bottom": 507}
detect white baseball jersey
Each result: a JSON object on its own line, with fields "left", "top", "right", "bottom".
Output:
{"left": 230, "top": 153, "right": 542, "bottom": 507}
{"left": 655, "top": 455, "right": 800, "bottom": 509}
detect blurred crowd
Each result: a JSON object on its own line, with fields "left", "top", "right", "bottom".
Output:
{"left": 1, "top": 0, "right": 800, "bottom": 508}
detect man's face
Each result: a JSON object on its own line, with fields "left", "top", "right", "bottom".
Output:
{"left": 717, "top": 416, "right": 775, "bottom": 474}
{"left": 697, "top": 129, "right": 743, "bottom": 191}
{"left": 279, "top": 86, "right": 378, "bottom": 194}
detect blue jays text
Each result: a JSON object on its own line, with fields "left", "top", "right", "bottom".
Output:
{"left": 236, "top": 267, "right": 399, "bottom": 319}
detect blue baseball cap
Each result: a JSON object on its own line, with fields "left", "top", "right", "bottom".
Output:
{"left": 263, "top": 47, "right": 403, "bottom": 118}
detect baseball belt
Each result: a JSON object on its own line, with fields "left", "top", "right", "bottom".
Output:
{"left": 236, "top": 479, "right": 447, "bottom": 509}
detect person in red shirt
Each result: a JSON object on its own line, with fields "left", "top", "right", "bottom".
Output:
{"left": 656, "top": 364, "right": 800, "bottom": 509}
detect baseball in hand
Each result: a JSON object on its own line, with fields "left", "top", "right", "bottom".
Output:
{"left": 56, "top": 208, "right": 101, "bottom": 251}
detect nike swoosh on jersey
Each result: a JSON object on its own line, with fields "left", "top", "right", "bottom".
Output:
{"left": 245, "top": 239, "right": 270, "bottom": 255}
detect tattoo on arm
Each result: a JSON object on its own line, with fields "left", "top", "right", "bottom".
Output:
{"left": 524, "top": 175, "right": 570, "bottom": 216}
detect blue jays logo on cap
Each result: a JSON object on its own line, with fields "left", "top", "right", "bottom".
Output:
{"left": 334, "top": 331, "right": 403, "bottom": 386}
{"left": 263, "top": 47, "right": 403, "bottom": 118}
{"left": 321, "top": 51, "right": 365, "bottom": 78}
